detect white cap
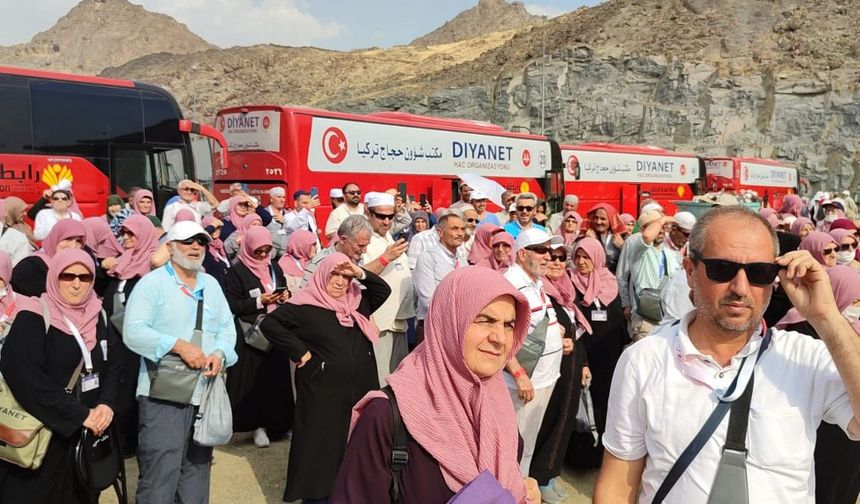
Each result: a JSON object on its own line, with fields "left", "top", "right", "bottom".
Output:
{"left": 641, "top": 202, "right": 664, "bottom": 214}
{"left": 515, "top": 228, "right": 563, "bottom": 251}
{"left": 268, "top": 186, "right": 286, "bottom": 197}
{"left": 470, "top": 190, "right": 489, "bottom": 200}
{"left": 330, "top": 188, "right": 344, "bottom": 199}
{"left": 673, "top": 211, "right": 697, "bottom": 231}
{"left": 165, "top": 221, "right": 211, "bottom": 243}
{"left": 52, "top": 178, "right": 73, "bottom": 192}
{"left": 638, "top": 210, "right": 663, "bottom": 228}
{"left": 364, "top": 191, "right": 395, "bottom": 208}
{"left": 508, "top": 203, "right": 517, "bottom": 212}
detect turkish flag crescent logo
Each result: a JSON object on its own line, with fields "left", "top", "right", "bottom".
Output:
{"left": 322, "top": 127, "right": 348, "bottom": 164}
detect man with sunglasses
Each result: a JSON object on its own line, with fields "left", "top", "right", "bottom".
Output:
{"left": 123, "top": 221, "right": 238, "bottom": 504}
{"left": 161, "top": 179, "right": 220, "bottom": 232}
{"left": 503, "top": 228, "right": 565, "bottom": 476}
{"left": 324, "top": 182, "right": 365, "bottom": 241}
{"left": 504, "top": 192, "right": 546, "bottom": 239}
{"left": 596, "top": 206, "right": 860, "bottom": 504}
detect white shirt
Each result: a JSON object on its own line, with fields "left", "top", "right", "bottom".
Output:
{"left": 603, "top": 311, "right": 857, "bottom": 504}
{"left": 33, "top": 209, "right": 82, "bottom": 241}
{"left": 361, "top": 232, "right": 414, "bottom": 332}
{"left": 324, "top": 203, "right": 365, "bottom": 238}
{"left": 406, "top": 229, "right": 440, "bottom": 269}
{"left": 503, "top": 263, "right": 563, "bottom": 390}
{"left": 161, "top": 200, "right": 211, "bottom": 231}
{"left": 0, "top": 224, "right": 32, "bottom": 266}
{"left": 413, "top": 242, "right": 467, "bottom": 320}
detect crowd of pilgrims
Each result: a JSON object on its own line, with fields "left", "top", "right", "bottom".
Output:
{"left": 0, "top": 177, "right": 857, "bottom": 504}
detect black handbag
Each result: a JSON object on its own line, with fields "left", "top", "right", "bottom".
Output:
{"left": 74, "top": 423, "right": 128, "bottom": 504}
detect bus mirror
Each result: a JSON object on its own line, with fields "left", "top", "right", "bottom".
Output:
{"left": 179, "top": 120, "right": 229, "bottom": 169}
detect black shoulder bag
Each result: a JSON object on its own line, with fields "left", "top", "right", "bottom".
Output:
{"left": 382, "top": 386, "right": 410, "bottom": 503}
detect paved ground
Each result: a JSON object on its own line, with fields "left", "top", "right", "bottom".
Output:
{"left": 102, "top": 432, "right": 598, "bottom": 503}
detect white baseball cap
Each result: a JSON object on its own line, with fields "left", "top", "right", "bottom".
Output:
{"left": 673, "top": 211, "right": 697, "bottom": 232}
{"left": 515, "top": 228, "right": 563, "bottom": 251}
{"left": 470, "top": 190, "right": 489, "bottom": 200}
{"left": 641, "top": 202, "right": 664, "bottom": 214}
{"left": 330, "top": 188, "right": 344, "bottom": 199}
{"left": 165, "top": 221, "right": 211, "bottom": 243}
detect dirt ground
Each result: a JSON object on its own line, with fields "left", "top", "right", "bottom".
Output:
{"left": 101, "top": 432, "right": 598, "bottom": 503}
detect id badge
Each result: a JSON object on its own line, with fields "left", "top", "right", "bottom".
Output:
{"left": 81, "top": 373, "right": 100, "bottom": 392}
{"left": 394, "top": 262, "right": 404, "bottom": 272}
{"left": 591, "top": 310, "right": 608, "bottom": 322}
{"left": 277, "top": 229, "right": 287, "bottom": 236}
{"left": 249, "top": 288, "right": 262, "bottom": 298}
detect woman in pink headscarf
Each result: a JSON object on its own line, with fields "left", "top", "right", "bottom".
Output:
{"left": 11, "top": 219, "right": 86, "bottom": 297}
{"left": 790, "top": 217, "right": 815, "bottom": 239}
{"left": 566, "top": 237, "right": 627, "bottom": 469}
{"left": 830, "top": 228, "right": 860, "bottom": 273}
{"left": 201, "top": 215, "right": 231, "bottom": 287}
{"left": 82, "top": 217, "right": 123, "bottom": 262}
{"left": 224, "top": 226, "right": 293, "bottom": 449}
{"left": 476, "top": 232, "right": 514, "bottom": 272}
{"left": 800, "top": 231, "right": 839, "bottom": 267}
{"left": 225, "top": 213, "right": 263, "bottom": 262}
{"left": 261, "top": 253, "right": 390, "bottom": 503}
{"left": 778, "top": 194, "right": 804, "bottom": 218}
{"left": 0, "top": 249, "right": 120, "bottom": 503}
{"left": 131, "top": 189, "right": 155, "bottom": 216}
{"left": 554, "top": 211, "right": 583, "bottom": 246}
{"left": 619, "top": 212, "right": 635, "bottom": 237}
{"left": 467, "top": 223, "right": 502, "bottom": 265}
{"left": 278, "top": 229, "right": 318, "bottom": 292}
{"left": 331, "top": 266, "right": 538, "bottom": 503}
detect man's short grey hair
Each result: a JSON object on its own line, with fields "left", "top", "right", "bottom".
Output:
{"left": 688, "top": 206, "right": 779, "bottom": 261}
{"left": 564, "top": 194, "right": 579, "bottom": 204}
{"left": 515, "top": 192, "right": 537, "bottom": 205}
{"left": 337, "top": 214, "right": 372, "bottom": 239}
{"left": 437, "top": 211, "right": 464, "bottom": 228}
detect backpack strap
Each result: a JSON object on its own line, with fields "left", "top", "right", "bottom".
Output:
{"left": 382, "top": 386, "right": 409, "bottom": 502}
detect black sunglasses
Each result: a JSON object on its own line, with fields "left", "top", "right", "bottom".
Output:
{"left": 466, "top": 218, "right": 478, "bottom": 224}
{"left": 550, "top": 252, "right": 567, "bottom": 262}
{"left": 516, "top": 205, "right": 535, "bottom": 213}
{"left": 52, "top": 195, "right": 69, "bottom": 202}
{"left": 821, "top": 247, "right": 838, "bottom": 256}
{"left": 58, "top": 272, "right": 94, "bottom": 283}
{"left": 345, "top": 190, "right": 362, "bottom": 196}
{"left": 525, "top": 245, "right": 551, "bottom": 255}
{"left": 839, "top": 243, "right": 857, "bottom": 252}
{"left": 370, "top": 210, "right": 395, "bottom": 221}
{"left": 695, "top": 256, "right": 781, "bottom": 286}
{"left": 178, "top": 236, "right": 208, "bottom": 246}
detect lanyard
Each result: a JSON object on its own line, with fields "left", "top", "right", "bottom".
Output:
{"left": 659, "top": 250, "right": 668, "bottom": 278}
{"left": 165, "top": 262, "right": 201, "bottom": 300}
{"left": 63, "top": 316, "right": 93, "bottom": 373}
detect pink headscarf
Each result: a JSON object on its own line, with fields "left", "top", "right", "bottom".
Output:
{"left": 570, "top": 237, "right": 618, "bottom": 306}
{"left": 830, "top": 228, "right": 856, "bottom": 246}
{"left": 586, "top": 203, "right": 622, "bottom": 237}
{"left": 33, "top": 219, "right": 87, "bottom": 264}
{"left": 238, "top": 227, "right": 276, "bottom": 304}
{"left": 174, "top": 208, "right": 197, "bottom": 223}
{"left": 800, "top": 231, "right": 838, "bottom": 266}
{"left": 0, "top": 251, "right": 23, "bottom": 321}
{"left": 82, "top": 217, "right": 123, "bottom": 259}
{"left": 543, "top": 268, "right": 592, "bottom": 335}
{"left": 554, "top": 211, "right": 582, "bottom": 246}
{"left": 619, "top": 213, "right": 635, "bottom": 226}
{"left": 202, "top": 215, "right": 227, "bottom": 262}
{"left": 759, "top": 208, "right": 776, "bottom": 220}
{"left": 22, "top": 249, "right": 102, "bottom": 350}
{"left": 112, "top": 215, "right": 159, "bottom": 280}
{"left": 227, "top": 196, "right": 251, "bottom": 225}
{"left": 766, "top": 214, "right": 782, "bottom": 230}
{"left": 288, "top": 252, "right": 378, "bottom": 343}
{"left": 790, "top": 217, "right": 814, "bottom": 237}
{"left": 468, "top": 224, "right": 502, "bottom": 265}
{"left": 476, "top": 232, "right": 514, "bottom": 272}
{"left": 278, "top": 229, "right": 316, "bottom": 278}
{"left": 779, "top": 194, "right": 804, "bottom": 218}
{"left": 350, "top": 266, "right": 529, "bottom": 501}
{"left": 132, "top": 190, "right": 155, "bottom": 216}
{"left": 237, "top": 213, "right": 262, "bottom": 236}
{"left": 777, "top": 265, "right": 860, "bottom": 333}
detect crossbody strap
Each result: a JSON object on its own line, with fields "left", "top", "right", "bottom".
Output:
{"left": 65, "top": 360, "right": 84, "bottom": 394}
{"left": 382, "top": 386, "right": 409, "bottom": 502}
{"left": 652, "top": 328, "right": 771, "bottom": 504}
{"left": 191, "top": 295, "right": 204, "bottom": 346}
{"left": 725, "top": 372, "right": 754, "bottom": 453}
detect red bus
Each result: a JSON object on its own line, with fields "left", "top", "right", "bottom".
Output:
{"left": 704, "top": 157, "right": 799, "bottom": 209}
{"left": 561, "top": 143, "right": 703, "bottom": 215}
{"left": 0, "top": 65, "right": 227, "bottom": 216}
{"left": 213, "top": 105, "right": 565, "bottom": 228}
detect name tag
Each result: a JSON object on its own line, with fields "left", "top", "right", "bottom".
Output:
{"left": 277, "top": 229, "right": 287, "bottom": 235}
{"left": 394, "top": 262, "right": 404, "bottom": 272}
{"left": 81, "top": 373, "right": 100, "bottom": 392}
{"left": 249, "top": 288, "right": 262, "bottom": 298}
{"left": 591, "top": 310, "right": 608, "bottom": 322}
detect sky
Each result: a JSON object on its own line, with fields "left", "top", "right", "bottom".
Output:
{"left": 0, "top": 0, "right": 601, "bottom": 50}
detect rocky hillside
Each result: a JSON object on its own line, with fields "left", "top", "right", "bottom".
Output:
{"left": 0, "top": 0, "right": 213, "bottom": 74}
{"left": 410, "top": 0, "right": 538, "bottom": 46}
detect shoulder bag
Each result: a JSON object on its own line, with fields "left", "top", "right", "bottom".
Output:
{"left": 108, "top": 280, "right": 128, "bottom": 335}
{"left": 636, "top": 250, "right": 671, "bottom": 323}
{"left": 238, "top": 314, "right": 272, "bottom": 352}
{"left": 514, "top": 312, "right": 549, "bottom": 378}
{"left": 0, "top": 300, "right": 83, "bottom": 470}
{"left": 192, "top": 369, "right": 233, "bottom": 447}
{"left": 146, "top": 295, "right": 204, "bottom": 405}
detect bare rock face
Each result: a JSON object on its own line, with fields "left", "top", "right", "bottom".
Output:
{"left": 410, "top": 0, "right": 538, "bottom": 46}
{"left": 0, "top": 0, "right": 214, "bottom": 74}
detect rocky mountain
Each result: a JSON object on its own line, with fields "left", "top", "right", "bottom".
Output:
{"left": 410, "top": 0, "right": 538, "bottom": 46}
{"left": 0, "top": 0, "right": 213, "bottom": 74}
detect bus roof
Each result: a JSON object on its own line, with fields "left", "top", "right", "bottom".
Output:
{"left": 216, "top": 104, "right": 550, "bottom": 141}
{"left": 561, "top": 142, "right": 699, "bottom": 158}
{"left": 0, "top": 65, "right": 135, "bottom": 88}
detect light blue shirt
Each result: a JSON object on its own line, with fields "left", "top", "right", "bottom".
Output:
{"left": 504, "top": 220, "right": 547, "bottom": 239}
{"left": 478, "top": 213, "right": 501, "bottom": 226}
{"left": 123, "top": 261, "right": 238, "bottom": 405}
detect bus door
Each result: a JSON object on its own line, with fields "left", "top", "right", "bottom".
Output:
{"left": 110, "top": 143, "right": 192, "bottom": 215}
{"left": 432, "top": 177, "right": 457, "bottom": 209}
{"left": 541, "top": 140, "right": 565, "bottom": 214}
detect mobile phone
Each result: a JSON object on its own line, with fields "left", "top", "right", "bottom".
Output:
{"left": 419, "top": 194, "right": 427, "bottom": 207}
{"left": 309, "top": 186, "right": 319, "bottom": 198}
{"left": 273, "top": 286, "right": 289, "bottom": 295}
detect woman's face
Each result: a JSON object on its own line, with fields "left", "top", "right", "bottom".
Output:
{"left": 138, "top": 197, "right": 153, "bottom": 214}
{"left": 58, "top": 263, "right": 93, "bottom": 305}
{"left": 574, "top": 248, "right": 594, "bottom": 274}
{"left": 51, "top": 191, "right": 71, "bottom": 213}
{"left": 108, "top": 204, "right": 122, "bottom": 217}
{"left": 800, "top": 223, "right": 815, "bottom": 239}
{"left": 236, "top": 200, "right": 253, "bottom": 218}
{"left": 250, "top": 219, "right": 262, "bottom": 228}
{"left": 545, "top": 249, "right": 567, "bottom": 279}
{"left": 57, "top": 236, "right": 84, "bottom": 251}
{"left": 253, "top": 245, "right": 272, "bottom": 260}
{"left": 325, "top": 271, "right": 350, "bottom": 298}
{"left": 0, "top": 279, "right": 6, "bottom": 291}
{"left": 120, "top": 228, "right": 137, "bottom": 250}
{"left": 821, "top": 242, "right": 839, "bottom": 267}
{"left": 563, "top": 217, "right": 578, "bottom": 233}
{"left": 463, "top": 295, "right": 516, "bottom": 379}
{"left": 309, "top": 244, "right": 318, "bottom": 258}
{"left": 625, "top": 221, "right": 635, "bottom": 235}
{"left": 414, "top": 218, "right": 428, "bottom": 232}
{"left": 492, "top": 242, "right": 510, "bottom": 263}
{"left": 210, "top": 226, "right": 222, "bottom": 240}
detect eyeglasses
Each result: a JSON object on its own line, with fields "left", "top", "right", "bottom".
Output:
{"left": 253, "top": 247, "right": 273, "bottom": 257}
{"left": 58, "top": 272, "right": 94, "bottom": 283}
{"left": 822, "top": 247, "right": 838, "bottom": 256}
{"left": 839, "top": 243, "right": 856, "bottom": 252}
{"left": 178, "top": 236, "right": 208, "bottom": 246}
{"left": 52, "top": 195, "right": 69, "bottom": 202}
{"left": 237, "top": 202, "right": 253, "bottom": 208}
{"left": 466, "top": 218, "right": 478, "bottom": 224}
{"left": 370, "top": 210, "right": 395, "bottom": 221}
{"left": 492, "top": 242, "right": 510, "bottom": 249}
{"left": 550, "top": 252, "right": 567, "bottom": 262}
{"left": 525, "top": 245, "right": 551, "bottom": 255}
{"left": 120, "top": 229, "right": 135, "bottom": 239}
{"left": 345, "top": 190, "right": 362, "bottom": 196}
{"left": 180, "top": 187, "right": 196, "bottom": 193}
{"left": 672, "top": 226, "right": 691, "bottom": 237}
{"left": 516, "top": 206, "right": 535, "bottom": 213}
{"left": 694, "top": 255, "right": 781, "bottom": 286}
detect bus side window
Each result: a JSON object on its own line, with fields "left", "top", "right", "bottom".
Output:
{"left": 112, "top": 148, "right": 152, "bottom": 199}
{"left": 0, "top": 76, "right": 33, "bottom": 154}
